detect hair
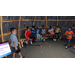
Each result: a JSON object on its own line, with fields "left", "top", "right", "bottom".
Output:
{"left": 32, "top": 26, "right": 35, "bottom": 28}
{"left": 57, "top": 26, "right": 59, "bottom": 27}
{"left": 10, "top": 27, "right": 16, "bottom": 33}
{"left": 42, "top": 25, "right": 44, "bottom": 27}
{"left": 49, "top": 26, "right": 51, "bottom": 28}
{"left": 68, "top": 26, "right": 72, "bottom": 30}
{"left": 37, "top": 27, "right": 38, "bottom": 29}
{"left": 26, "top": 26, "right": 29, "bottom": 29}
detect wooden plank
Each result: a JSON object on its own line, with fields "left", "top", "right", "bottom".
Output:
{"left": 21, "top": 19, "right": 33, "bottom": 21}
{"left": 45, "top": 16, "right": 47, "bottom": 32}
{"left": 33, "top": 16, "right": 36, "bottom": 26}
{"left": 18, "top": 16, "right": 21, "bottom": 41}
{"left": 2, "top": 20, "right": 19, "bottom": 22}
{"left": 2, "top": 19, "right": 75, "bottom": 22}
{"left": 0, "top": 16, "right": 4, "bottom": 42}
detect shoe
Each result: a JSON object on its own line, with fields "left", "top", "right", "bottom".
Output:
{"left": 25, "top": 41, "right": 28, "bottom": 44}
{"left": 30, "top": 42, "right": 32, "bottom": 44}
{"left": 22, "top": 56, "right": 25, "bottom": 58}
{"left": 54, "top": 39, "right": 56, "bottom": 41}
{"left": 58, "top": 39, "right": 60, "bottom": 41}
{"left": 20, "top": 56, "right": 25, "bottom": 58}
{"left": 65, "top": 46, "right": 68, "bottom": 49}
{"left": 43, "top": 39, "right": 45, "bottom": 42}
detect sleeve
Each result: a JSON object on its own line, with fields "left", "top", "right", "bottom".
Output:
{"left": 72, "top": 31, "right": 74, "bottom": 35}
{"left": 12, "top": 36, "right": 16, "bottom": 42}
{"left": 25, "top": 30, "right": 27, "bottom": 37}
{"left": 30, "top": 30, "right": 31, "bottom": 34}
{"left": 65, "top": 31, "right": 68, "bottom": 35}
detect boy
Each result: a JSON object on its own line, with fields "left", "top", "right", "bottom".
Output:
{"left": 41, "top": 25, "right": 46, "bottom": 42}
{"left": 25, "top": 26, "right": 33, "bottom": 44}
{"left": 55, "top": 26, "right": 60, "bottom": 41}
{"left": 36, "top": 27, "right": 42, "bottom": 41}
{"left": 10, "top": 27, "right": 25, "bottom": 58}
{"left": 30, "top": 26, "right": 37, "bottom": 42}
{"left": 48, "top": 26, "right": 56, "bottom": 41}
{"left": 65, "top": 26, "right": 75, "bottom": 49}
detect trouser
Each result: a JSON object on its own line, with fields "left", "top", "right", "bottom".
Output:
{"left": 26, "top": 36, "right": 33, "bottom": 42}
{"left": 30, "top": 37, "right": 36, "bottom": 42}
{"left": 37, "top": 34, "right": 42, "bottom": 40}
{"left": 55, "top": 33, "right": 59, "bottom": 39}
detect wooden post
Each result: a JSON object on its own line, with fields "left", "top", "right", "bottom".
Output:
{"left": 0, "top": 16, "right": 4, "bottom": 42}
{"left": 57, "top": 16, "right": 58, "bottom": 26}
{"left": 18, "top": 16, "right": 21, "bottom": 42}
{"left": 45, "top": 16, "right": 47, "bottom": 32}
{"left": 33, "top": 16, "right": 36, "bottom": 26}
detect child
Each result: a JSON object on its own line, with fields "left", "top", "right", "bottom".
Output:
{"left": 25, "top": 26, "right": 33, "bottom": 44}
{"left": 65, "top": 26, "right": 75, "bottom": 49}
{"left": 41, "top": 25, "right": 46, "bottom": 42}
{"left": 48, "top": 26, "right": 56, "bottom": 41}
{"left": 10, "top": 27, "right": 25, "bottom": 58}
{"left": 59, "top": 27, "right": 63, "bottom": 40}
{"left": 30, "top": 26, "right": 37, "bottom": 42}
{"left": 55, "top": 26, "right": 60, "bottom": 41}
{"left": 36, "top": 27, "right": 42, "bottom": 41}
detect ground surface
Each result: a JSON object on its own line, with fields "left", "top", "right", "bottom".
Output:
{"left": 7, "top": 38, "right": 75, "bottom": 58}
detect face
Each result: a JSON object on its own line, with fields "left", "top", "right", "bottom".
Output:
{"left": 12, "top": 29, "right": 17, "bottom": 34}
{"left": 68, "top": 28, "right": 71, "bottom": 31}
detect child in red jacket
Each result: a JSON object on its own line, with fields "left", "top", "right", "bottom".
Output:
{"left": 25, "top": 26, "right": 33, "bottom": 44}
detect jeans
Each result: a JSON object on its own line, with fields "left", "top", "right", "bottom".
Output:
{"left": 55, "top": 33, "right": 59, "bottom": 39}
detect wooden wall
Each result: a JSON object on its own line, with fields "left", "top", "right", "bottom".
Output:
{"left": 0, "top": 16, "right": 75, "bottom": 43}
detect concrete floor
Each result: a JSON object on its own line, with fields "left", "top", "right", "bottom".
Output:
{"left": 7, "top": 38, "right": 75, "bottom": 58}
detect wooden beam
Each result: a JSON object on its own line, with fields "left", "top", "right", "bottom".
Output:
{"left": 18, "top": 16, "right": 21, "bottom": 41}
{"left": 33, "top": 16, "right": 36, "bottom": 26}
{"left": 2, "top": 20, "right": 19, "bottom": 22}
{"left": 45, "top": 16, "right": 47, "bottom": 32}
{"left": 0, "top": 16, "right": 4, "bottom": 42}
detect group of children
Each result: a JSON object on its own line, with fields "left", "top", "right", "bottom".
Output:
{"left": 10, "top": 26, "right": 75, "bottom": 58}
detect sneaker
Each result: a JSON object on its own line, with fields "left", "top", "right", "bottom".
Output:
{"left": 54, "top": 39, "right": 56, "bottom": 41}
{"left": 20, "top": 56, "right": 25, "bottom": 58}
{"left": 43, "top": 39, "right": 45, "bottom": 42}
{"left": 22, "top": 56, "right": 25, "bottom": 58}
{"left": 65, "top": 46, "right": 68, "bottom": 49}
{"left": 58, "top": 39, "right": 60, "bottom": 41}
{"left": 25, "top": 41, "right": 28, "bottom": 44}
{"left": 30, "top": 42, "right": 32, "bottom": 44}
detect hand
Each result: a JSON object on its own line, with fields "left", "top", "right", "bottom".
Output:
{"left": 15, "top": 47, "right": 18, "bottom": 50}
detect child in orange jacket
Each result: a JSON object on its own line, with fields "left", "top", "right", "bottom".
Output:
{"left": 65, "top": 26, "right": 75, "bottom": 49}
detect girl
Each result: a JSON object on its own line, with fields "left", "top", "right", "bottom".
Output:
{"left": 41, "top": 25, "right": 46, "bottom": 42}
{"left": 36, "top": 27, "right": 42, "bottom": 41}
{"left": 48, "top": 26, "right": 56, "bottom": 41}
